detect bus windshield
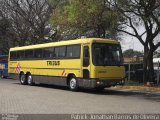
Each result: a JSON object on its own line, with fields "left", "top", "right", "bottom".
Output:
{"left": 92, "top": 43, "right": 123, "bottom": 66}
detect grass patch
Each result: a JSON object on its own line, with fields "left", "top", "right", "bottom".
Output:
{"left": 117, "top": 80, "right": 160, "bottom": 92}
{"left": 125, "top": 80, "right": 143, "bottom": 86}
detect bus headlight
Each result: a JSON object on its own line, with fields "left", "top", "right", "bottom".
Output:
{"left": 97, "top": 81, "right": 103, "bottom": 85}
{"left": 97, "top": 81, "right": 100, "bottom": 85}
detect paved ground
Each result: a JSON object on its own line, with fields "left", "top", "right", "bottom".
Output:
{"left": 0, "top": 78, "right": 160, "bottom": 114}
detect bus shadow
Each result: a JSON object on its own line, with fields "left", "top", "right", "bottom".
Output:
{"left": 13, "top": 81, "right": 160, "bottom": 102}
{"left": 13, "top": 82, "right": 70, "bottom": 91}
{"left": 80, "top": 88, "right": 160, "bottom": 102}
{"left": 36, "top": 83, "right": 69, "bottom": 91}
{"left": 36, "top": 84, "right": 160, "bottom": 102}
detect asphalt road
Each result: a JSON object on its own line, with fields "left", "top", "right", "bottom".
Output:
{"left": 0, "top": 78, "right": 160, "bottom": 114}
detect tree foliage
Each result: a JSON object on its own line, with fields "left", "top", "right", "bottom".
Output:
{"left": 0, "top": 18, "right": 16, "bottom": 54}
{"left": 123, "top": 49, "right": 143, "bottom": 57}
{"left": 51, "top": 0, "right": 122, "bottom": 40}
{"left": 107, "top": 0, "right": 160, "bottom": 83}
{"left": 0, "top": 0, "right": 57, "bottom": 54}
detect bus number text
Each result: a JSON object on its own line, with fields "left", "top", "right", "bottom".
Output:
{"left": 47, "top": 61, "right": 60, "bottom": 66}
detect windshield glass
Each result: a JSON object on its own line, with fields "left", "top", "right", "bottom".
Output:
{"left": 92, "top": 43, "right": 123, "bottom": 66}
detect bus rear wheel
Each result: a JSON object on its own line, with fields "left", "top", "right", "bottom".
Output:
{"left": 20, "top": 73, "right": 27, "bottom": 85}
{"left": 27, "top": 74, "right": 34, "bottom": 86}
{"left": 69, "top": 76, "right": 78, "bottom": 91}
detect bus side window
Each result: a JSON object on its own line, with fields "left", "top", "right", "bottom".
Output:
{"left": 17, "top": 51, "right": 25, "bottom": 59}
{"left": 10, "top": 51, "right": 17, "bottom": 60}
{"left": 83, "top": 46, "right": 89, "bottom": 67}
{"left": 59, "top": 46, "right": 66, "bottom": 58}
{"left": 44, "top": 48, "right": 54, "bottom": 58}
{"left": 55, "top": 46, "right": 66, "bottom": 58}
{"left": 25, "top": 50, "right": 34, "bottom": 59}
{"left": 66, "top": 46, "right": 72, "bottom": 57}
{"left": 34, "top": 49, "right": 43, "bottom": 58}
{"left": 54, "top": 47, "right": 59, "bottom": 58}
{"left": 72, "top": 45, "right": 80, "bottom": 58}
{"left": 66, "top": 45, "right": 80, "bottom": 58}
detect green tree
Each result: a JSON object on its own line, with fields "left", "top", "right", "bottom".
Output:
{"left": 107, "top": 0, "right": 160, "bottom": 83}
{"left": 0, "top": 0, "right": 55, "bottom": 50}
{"left": 0, "top": 18, "right": 16, "bottom": 55}
{"left": 50, "top": 0, "right": 122, "bottom": 40}
{"left": 123, "top": 49, "right": 143, "bottom": 57}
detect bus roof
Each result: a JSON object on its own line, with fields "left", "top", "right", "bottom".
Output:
{"left": 10, "top": 38, "right": 120, "bottom": 51}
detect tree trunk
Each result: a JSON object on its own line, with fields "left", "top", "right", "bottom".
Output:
{"left": 148, "top": 50, "right": 155, "bottom": 83}
{"left": 143, "top": 46, "right": 149, "bottom": 83}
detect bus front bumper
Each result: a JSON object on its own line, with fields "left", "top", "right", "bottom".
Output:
{"left": 77, "top": 78, "right": 125, "bottom": 88}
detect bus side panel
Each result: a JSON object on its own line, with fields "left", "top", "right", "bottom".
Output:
{"left": 8, "top": 59, "right": 82, "bottom": 85}
{"left": 32, "top": 75, "right": 67, "bottom": 86}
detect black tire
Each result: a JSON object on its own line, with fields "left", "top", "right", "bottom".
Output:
{"left": 27, "top": 73, "right": 34, "bottom": 86}
{"left": 20, "top": 73, "right": 27, "bottom": 85}
{"left": 69, "top": 76, "right": 78, "bottom": 91}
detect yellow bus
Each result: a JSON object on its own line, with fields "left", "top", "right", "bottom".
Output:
{"left": 8, "top": 38, "right": 125, "bottom": 90}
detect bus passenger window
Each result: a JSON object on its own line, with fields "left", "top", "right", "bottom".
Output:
{"left": 66, "top": 46, "right": 72, "bottom": 57}
{"left": 25, "top": 50, "right": 34, "bottom": 59}
{"left": 72, "top": 45, "right": 80, "bottom": 58}
{"left": 66, "top": 45, "right": 80, "bottom": 58}
{"left": 44, "top": 48, "right": 54, "bottom": 58}
{"left": 34, "top": 49, "right": 43, "bottom": 58}
{"left": 17, "top": 51, "right": 25, "bottom": 59}
{"left": 54, "top": 47, "right": 59, "bottom": 58}
{"left": 10, "top": 51, "right": 17, "bottom": 60}
{"left": 55, "top": 46, "right": 66, "bottom": 58}
{"left": 59, "top": 46, "right": 66, "bottom": 58}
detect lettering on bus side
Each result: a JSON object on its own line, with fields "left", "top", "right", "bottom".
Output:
{"left": 47, "top": 61, "right": 60, "bottom": 66}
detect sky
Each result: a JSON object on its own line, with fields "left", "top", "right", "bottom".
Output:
{"left": 120, "top": 28, "right": 160, "bottom": 52}
{"left": 119, "top": 25, "right": 145, "bottom": 52}
{"left": 120, "top": 34, "right": 144, "bottom": 52}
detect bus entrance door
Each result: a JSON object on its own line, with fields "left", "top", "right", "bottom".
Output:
{"left": 83, "top": 46, "right": 90, "bottom": 79}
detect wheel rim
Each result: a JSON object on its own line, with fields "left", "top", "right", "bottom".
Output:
{"left": 70, "top": 78, "right": 77, "bottom": 89}
{"left": 27, "top": 75, "right": 32, "bottom": 84}
{"left": 20, "top": 75, "right": 25, "bottom": 83}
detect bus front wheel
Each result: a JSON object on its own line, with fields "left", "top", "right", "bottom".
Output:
{"left": 20, "top": 73, "right": 27, "bottom": 85}
{"left": 27, "top": 74, "right": 34, "bottom": 86}
{"left": 69, "top": 76, "right": 78, "bottom": 91}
